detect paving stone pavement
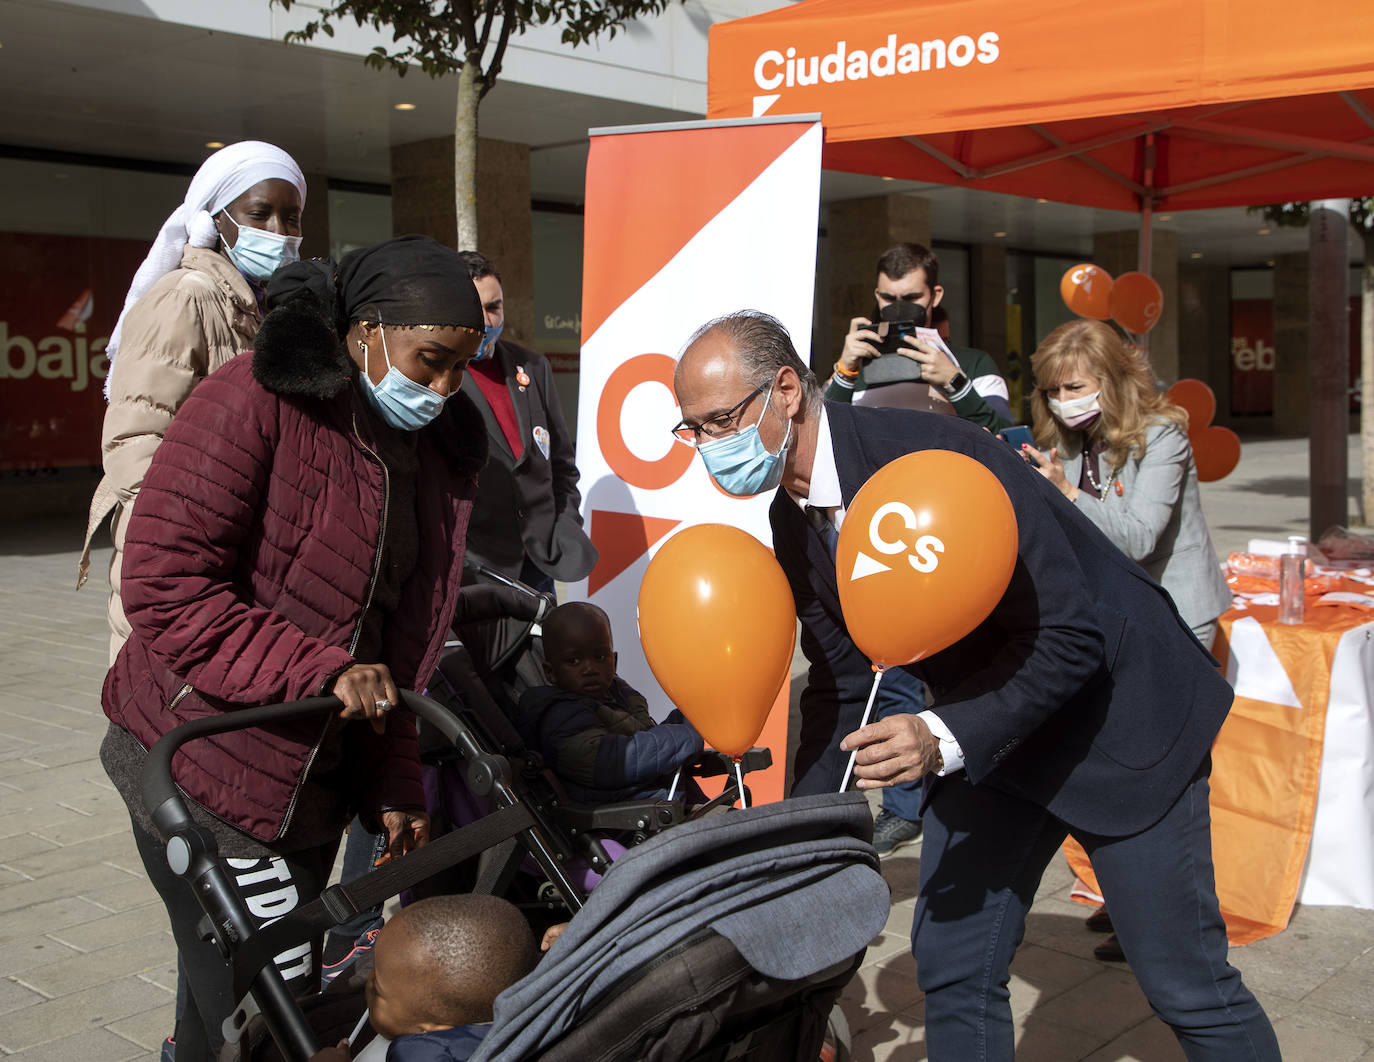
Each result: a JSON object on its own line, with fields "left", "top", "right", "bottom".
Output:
{"left": 1, "top": 433, "right": 1371, "bottom": 1061}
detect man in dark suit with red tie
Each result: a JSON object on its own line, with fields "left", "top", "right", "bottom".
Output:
{"left": 670, "top": 310, "right": 1278, "bottom": 1062}
{"left": 457, "top": 252, "right": 596, "bottom": 593}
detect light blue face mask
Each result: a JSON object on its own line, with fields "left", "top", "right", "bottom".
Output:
{"left": 357, "top": 324, "right": 448, "bottom": 432}
{"left": 697, "top": 380, "right": 792, "bottom": 497}
{"left": 471, "top": 321, "right": 503, "bottom": 362}
{"left": 220, "top": 211, "right": 301, "bottom": 283}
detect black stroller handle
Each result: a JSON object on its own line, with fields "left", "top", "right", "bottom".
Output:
{"left": 141, "top": 691, "right": 483, "bottom": 837}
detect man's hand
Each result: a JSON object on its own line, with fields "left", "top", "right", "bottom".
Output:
{"left": 310, "top": 1041, "right": 351, "bottom": 1061}
{"left": 840, "top": 714, "right": 942, "bottom": 788}
{"left": 838, "top": 317, "right": 881, "bottom": 375}
{"left": 376, "top": 809, "right": 430, "bottom": 866}
{"left": 898, "top": 334, "right": 959, "bottom": 388}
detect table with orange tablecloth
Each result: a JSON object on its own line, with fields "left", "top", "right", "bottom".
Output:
{"left": 1067, "top": 602, "right": 1374, "bottom": 944}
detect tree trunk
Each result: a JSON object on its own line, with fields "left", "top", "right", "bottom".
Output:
{"left": 454, "top": 57, "right": 481, "bottom": 251}
{"left": 1361, "top": 235, "right": 1374, "bottom": 524}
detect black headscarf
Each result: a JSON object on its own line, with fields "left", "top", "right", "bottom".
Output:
{"left": 256, "top": 235, "right": 483, "bottom": 401}
{"left": 265, "top": 234, "right": 483, "bottom": 331}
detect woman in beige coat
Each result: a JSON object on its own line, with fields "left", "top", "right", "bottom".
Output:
{"left": 79, "top": 141, "right": 307, "bottom": 661}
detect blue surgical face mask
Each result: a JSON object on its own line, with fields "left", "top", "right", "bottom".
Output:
{"left": 219, "top": 211, "right": 301, "bottom": 283}
{"left": 357, "top": 324, "right": 448, "bottom": 431}
{"left": 697, "top": 380, "right": 792, "bottom": 497}
{"left": 472, "top": 321, "right": 503, "bottom": 361}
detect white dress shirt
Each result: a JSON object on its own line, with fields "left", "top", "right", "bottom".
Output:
{"left": 788, "top": 408, "right": 965, "bottom": 776}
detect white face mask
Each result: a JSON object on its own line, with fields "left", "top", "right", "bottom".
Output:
{"left": 1048, "top": 390, "right": 1101, "bottom": 429}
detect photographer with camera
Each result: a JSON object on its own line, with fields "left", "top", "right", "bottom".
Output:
{"left": 823, "top": 243, "right": 1014, "bottom": 855}
{"left": 827, "top": 243, "right": 1013, "bottom": 431}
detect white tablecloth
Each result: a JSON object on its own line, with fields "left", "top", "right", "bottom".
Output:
{"left": 1226, "top": 616, "right": 1374, "bottom": 909}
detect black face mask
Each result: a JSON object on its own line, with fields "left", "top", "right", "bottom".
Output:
{"left": 876, "top": 300, "right": 928, "bottom": 327}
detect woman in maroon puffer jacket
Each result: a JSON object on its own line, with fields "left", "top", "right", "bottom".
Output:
{"left": 100, "top": 235, "right": 488, "bottom": 1061}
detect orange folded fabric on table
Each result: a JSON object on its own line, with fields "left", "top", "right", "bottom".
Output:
{"left": 1066, "top": 606, "right": 1361, "bottom": 945}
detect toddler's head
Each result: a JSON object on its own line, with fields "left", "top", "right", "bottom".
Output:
{"left": 541, "top": 601, "right": 617, "bottom": 700}
{"left": 365, "top": 894, "right": 536, "bottom": 1040}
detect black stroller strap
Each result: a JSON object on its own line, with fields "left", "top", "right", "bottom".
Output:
{"left": 231, "top": 803, "right": 537, "bottom": 1003}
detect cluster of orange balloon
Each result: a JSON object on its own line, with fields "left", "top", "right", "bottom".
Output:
{"left": 1167, "top": 379, "right": 1242, "bottom": 482}
{"left": 637, "top": 524, "right": 796, "bottom": 764}
{"left": 1060, "top": 264, "right": 1164, "bottom": 335}
{"left": 636, "top": 454, "right": 1021, "bottom": 798}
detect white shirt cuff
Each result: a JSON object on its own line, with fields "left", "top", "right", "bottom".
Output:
{"left": 917, "top": 709, "right": 965, "bottom": 776}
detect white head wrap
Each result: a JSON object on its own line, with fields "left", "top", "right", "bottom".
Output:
{"left": 104, "top": 140, "right": 307, "bottom": 397}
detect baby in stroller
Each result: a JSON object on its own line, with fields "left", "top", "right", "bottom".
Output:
{"left": 310, "top": 894, "right": 540, "bottom": 1062}
{"left": 512, "top": 602, "right": 705, "bottom": 804}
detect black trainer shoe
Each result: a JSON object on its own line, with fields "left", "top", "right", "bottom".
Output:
{"left": 872, "top": 809, "right": 923, "bottom": 856}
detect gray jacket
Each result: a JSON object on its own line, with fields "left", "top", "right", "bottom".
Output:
{"left": 1061, "top": 420, "right": 1230, "bottom": 630}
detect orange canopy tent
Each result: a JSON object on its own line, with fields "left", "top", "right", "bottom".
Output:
{"left": 707, "top": 0, "right": 1374, "bottom": 240}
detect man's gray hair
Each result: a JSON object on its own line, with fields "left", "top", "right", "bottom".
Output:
{"left": 684, "top": 310, "right": 821, "bottom": 409}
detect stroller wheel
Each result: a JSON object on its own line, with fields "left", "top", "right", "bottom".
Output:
{"left": 820, "top": 1003, "right": 851, "bottom": 1062}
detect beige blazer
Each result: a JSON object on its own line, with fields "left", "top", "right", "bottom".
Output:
{"left": 79, "top": 247, "right": 260, "bottom": 659}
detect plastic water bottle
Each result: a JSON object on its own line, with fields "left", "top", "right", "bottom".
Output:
{"left": 1277, "top": 535, "right": 1306, "bottom": 625}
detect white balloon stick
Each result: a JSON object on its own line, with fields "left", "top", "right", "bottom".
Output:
{"left": 735, "top": 758, "right": 748, "bottom": 810}
{"left": 839, "top": 668, "right": 886, "bottom": 793}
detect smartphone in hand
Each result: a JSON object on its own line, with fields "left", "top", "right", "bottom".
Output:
{"left": 999, "top": 425, "right": 1035, "bottom": 455}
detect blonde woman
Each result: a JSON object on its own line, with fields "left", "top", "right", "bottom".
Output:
{"left": 1022, "top": 318, "right": 1229, "bottom": 650}
{"left": 1022, "top": 318, "right": 1232, "bottom": 962}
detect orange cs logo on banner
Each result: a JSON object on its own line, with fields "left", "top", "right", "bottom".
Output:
{"left": 836, "top": 451, "right": 1018, "bottom": 667}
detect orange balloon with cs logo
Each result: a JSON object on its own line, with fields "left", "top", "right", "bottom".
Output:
{"left": 1109, "top": 271, "right": 1164, "bottom": 334}
{"left": 1059, "top": 264, "right": 1114, "bottom": 320}
{"left": 836, "top": 451, "right": 1018, "bottom": 668}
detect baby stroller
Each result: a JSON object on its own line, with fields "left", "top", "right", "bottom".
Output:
{"left": 141, "top": 697, "right": 885, "bottom": 1062}
{"left": 420, "top": 565, "right": 770, "bottom": 903}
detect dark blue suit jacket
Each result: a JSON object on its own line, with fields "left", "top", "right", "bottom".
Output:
{"left": 771, "top": 402, "right": 1231, "bottom": 837}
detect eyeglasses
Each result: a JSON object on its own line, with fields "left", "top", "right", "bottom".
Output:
{"left": 670, "top": 383, "right": 766, "bottom": 446}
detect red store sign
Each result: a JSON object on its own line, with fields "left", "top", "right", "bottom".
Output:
{"left": 0, "top": 232, "right": 146, "bottom": 471}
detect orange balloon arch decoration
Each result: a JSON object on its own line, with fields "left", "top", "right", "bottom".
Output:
{"left": 836, "top": 451, "right": 1018, "bottom": 668}
{"left": 637, "top": 524, "right": 796, "bottom": 757}
{"left": 1166, "top": 379, "right": 1241, "bottom": 482}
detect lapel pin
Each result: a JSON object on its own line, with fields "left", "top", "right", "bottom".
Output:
{"left": 515, "top": 366, "right": 531, "bottom": 390}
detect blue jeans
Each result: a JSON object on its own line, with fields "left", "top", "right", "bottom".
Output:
{"left": 323, "top": 820, "right": 386, "bottom": 966}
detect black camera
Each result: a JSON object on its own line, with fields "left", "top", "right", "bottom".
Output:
{"left": 864, "top": 301, "right": 927, "bottom": 355}
{"left": 860, "top": 301, "right": 927, "bottom": 384}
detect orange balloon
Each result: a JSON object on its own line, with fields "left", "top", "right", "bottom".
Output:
{"left": 1109, "top": 271, "right": 1165, "bottom": 334}
{"left": 1060, "top": 264, "right": 1114, "bottom": 320}
{"left": 1167, "top": 379, "right": 1217, "bottom": 431}
{"left": 836, "top": 451, "right": 1018, "bottom": 668}
{"left": 637, "top": 524, "right": 797, "bottom": 756}
{"left": 1192, "top": 425, "right": 1241, "bottom": 483}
